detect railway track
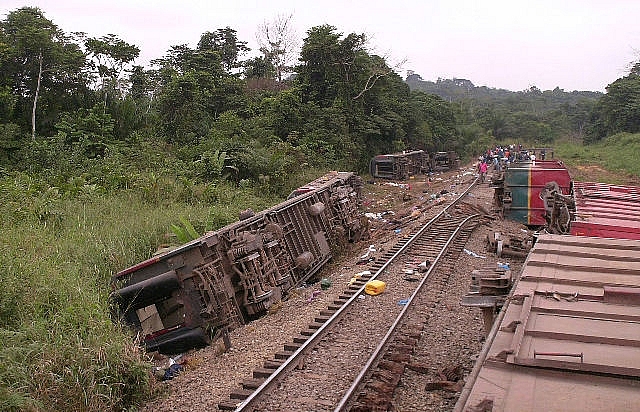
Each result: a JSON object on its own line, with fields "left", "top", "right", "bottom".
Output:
{"left": 218, "top": 177, "right": 484, "bottom": 411}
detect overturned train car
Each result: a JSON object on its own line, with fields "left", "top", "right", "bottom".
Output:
{"left": 369, "top": 150, "right": 459, "bottom": 180}
{"left": 492, "top": 159, "right": 574, "bottom": 231}
{"left": 112, "top": 172, "right": 366, "bottom": 354}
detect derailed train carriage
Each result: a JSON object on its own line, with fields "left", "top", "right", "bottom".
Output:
{"left": 369, "top": 150, "right": 459, "bottom": 180}
{"left": 491, "top": 159, "right": 574, "bottom": 232}
{"left": 112, "top": 172, "right": 366, "bottom": 354}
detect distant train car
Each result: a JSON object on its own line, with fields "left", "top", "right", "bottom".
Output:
{"left": 493, "top": 160, "right": 573, "bottom": 227}
{"left": 369, "top": 150, "right": 430, "bottom": 180}
{"left": 430, "top": 151, "right": 460, "bottom": 172}
{"left": 112, "top": 172, "right": 366, "bottom": 354}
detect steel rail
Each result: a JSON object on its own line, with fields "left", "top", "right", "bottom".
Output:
{"left": 334, "top": 213, "right": 479, "bottom": 412}
{"left": 234, "top": 176, "right": 478, "bottom": 411}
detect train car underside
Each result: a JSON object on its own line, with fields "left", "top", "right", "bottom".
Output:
{"left": 112, "top": 172, "right": 366, "bottom": 354}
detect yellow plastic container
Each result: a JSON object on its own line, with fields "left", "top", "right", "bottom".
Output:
{"left": 365, "top": 280, "right": 386, "bottom": 296}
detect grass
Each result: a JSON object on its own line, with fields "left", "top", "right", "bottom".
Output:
{"left": 0, "top": 172, "right": 301, "bottom": 411}
{"left": 555, "top": 133, "right": 640, "bottom": 185}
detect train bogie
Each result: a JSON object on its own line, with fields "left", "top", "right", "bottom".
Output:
{"left": 112, "top": 172, "right": 365, "bottom": 354}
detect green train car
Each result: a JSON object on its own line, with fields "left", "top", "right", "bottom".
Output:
{"left": 493, "top": 160, "right": 573, "bottom": 227}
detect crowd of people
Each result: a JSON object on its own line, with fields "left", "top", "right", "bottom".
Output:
{"left": 477, "top": 145, "right": 548, "bottom": 182}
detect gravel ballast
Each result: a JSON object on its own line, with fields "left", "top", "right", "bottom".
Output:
{"left": 141, "top": 166, "right": 530, "bottom": 411}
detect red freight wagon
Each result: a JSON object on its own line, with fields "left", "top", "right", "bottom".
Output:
{"left": 570, "top": 181, "right": 640, "bottom": 240}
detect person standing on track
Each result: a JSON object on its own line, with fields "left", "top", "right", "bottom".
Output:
{"left": 479, "top": 161, "right": 488, "bottom": 183}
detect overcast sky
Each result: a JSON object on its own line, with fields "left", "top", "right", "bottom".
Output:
{"left": 3, "top": 0, "right": 640, "bottom": 92}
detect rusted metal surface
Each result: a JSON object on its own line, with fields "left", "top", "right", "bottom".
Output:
{"left": 486, "top": 231, "right": 533, "bottom": 258}
{"left": 112, "top": 171, "right": 366, "bottom": 354}
{"left": 461, "top": 263, "right": 512, "bottom": 336}
{"left": 368, "top": 150, "right": 460, "bottom": 180}
{"left": 570, "top": 181, "right": 640, "bottom": 240}
{"left": 369, "top": 150, "right": 431, "bottom": 180}
{"left": 456, "top": 233, "right": 640, "bottom": 412}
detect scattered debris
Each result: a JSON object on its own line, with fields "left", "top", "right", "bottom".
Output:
{"left": 425, "top": 364, "right": 464, "bottom": 392}
{"left": 360, "top": 244, "right": 376, "bottom": 259}
{"left": 163, "top": 363, "right": 183, "bottom": 381}
{"left": 349, "top": 271, "right": 370, "bottom": 285}
{"left": 357, "top": 257, "right": 375, "bottom": 265}
{"left": 418, "top": 260, "right": 431, "bottom": 272}
{"left": 486, "top": 231, "right": 533, "bottom": 258}
{"left": 268, "top": 300, "right": 283, "bottom": 314}
{"left": 306, "top": 290, "right": 322, "bottom": 303}
{"left": 151, "top": 354, "right": 188, "bottom": 382}
{"left": 365, "top": 280, "right": 386, "bottom": 296}
{"left": 462, "top": 262, "right": 514, "bottom": 336}
{"left": 383, "top": 182, "right": 411, "bottom": 189}
{"left": 320, "top": 278, "right": 332, "bottom": 290}
{"left": 357, "top": 245, "right": 377, "bottom": 264}
{"left": 464, "top": 248, "right": 486, "bottom": 258}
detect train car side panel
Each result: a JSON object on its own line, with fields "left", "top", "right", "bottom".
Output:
{"left": 112, "top": 172, "right": 365, "bottom": 354}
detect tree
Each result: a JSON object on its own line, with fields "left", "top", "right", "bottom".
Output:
{"left": 83, "top": 34, "right": 140, "bottom": 107}
{"left": 244, "top": 56, "right": 276, "bottom": 79}
{"left": 407, "top": 91, "right": 457, "bottom": 151}
{"left": 198, "top": 27, "right": 249, "bottom": 73}
{"left": 151, "top": 29, "right": 250, "bottom": 143}
{"left": 585, "top": 59, "right": 640, "bottom": 143}
{"left": 1, "top": 7, "right": 87, "bottom": 139}
{"left": 599, "top": 73, "right": 640, "bottom": 134}
{"left": 296, "top": 25, "right": 368, "bottom": 106}
{"left": 55, "top": 103, "right": 115, "bottom": 157}
{"left": 256, "top": 14, "right": 299, "bottom": 81}
{"left": 475, "top": 105, "right": 507, "bottom": 140}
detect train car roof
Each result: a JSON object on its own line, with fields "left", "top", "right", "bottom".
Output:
{"left": 506, "top": 159, "right": 567, "bottom": 170}
{"left": 571, "top": 181, "right": 640, "bottom": 240}
{"left": 457, "top": 233, "right": 640, "bottom": 412}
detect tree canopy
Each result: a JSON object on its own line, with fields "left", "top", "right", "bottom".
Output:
{"left": 2, "top": 6, "right": 630, "bottom": 183}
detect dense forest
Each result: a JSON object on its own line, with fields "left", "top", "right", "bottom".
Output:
{"left": 1, "top": 6, "right": 639, "bottom": 411}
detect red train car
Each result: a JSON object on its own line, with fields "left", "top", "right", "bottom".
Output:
{"left": 456, "top": 233, "right": 640, "bottom": 412}
{"left": 493, "top": 160, "right": 573, "bottom": 227}
{"left": 570, "top": 181, "right": 640, "bottom": 240}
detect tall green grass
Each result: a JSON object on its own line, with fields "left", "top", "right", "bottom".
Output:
{"left": 0, "top": 171, "right": 300, "bottom": 411}
{"left": 555, "top": 132, "right": 640, "bottom": 184}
